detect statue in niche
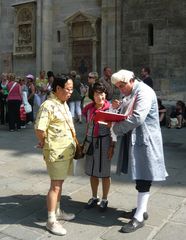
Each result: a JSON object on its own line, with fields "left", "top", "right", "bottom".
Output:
{"left": 18, "top": 24, "right": 31, "bottom": 45}
{"left": 18, "top": 8, "right": 32, "bottom": 22}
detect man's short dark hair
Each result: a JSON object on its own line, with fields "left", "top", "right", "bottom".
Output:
{"left": 142, "top": 67, "right": 151, "bottom": 74}
{"left": 47, "top": 71, "right": 54, "bottom": 78}
{"left": 103, "top": 66, "right": 110, "bottom": 72}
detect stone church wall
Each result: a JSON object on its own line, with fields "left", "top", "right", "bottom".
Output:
{"left": 121, "top": 0, "right": 186, "bottom": 98}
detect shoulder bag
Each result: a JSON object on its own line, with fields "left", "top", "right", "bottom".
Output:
{"left": 63, "top": 111, "right": 84, "bottom": 160}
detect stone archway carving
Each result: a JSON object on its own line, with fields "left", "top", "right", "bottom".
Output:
{"left": 13, "top": 2, "right": 36, "bottom": 56}
{"left": 64, "top": 11, "right": 100, "bottom": 78}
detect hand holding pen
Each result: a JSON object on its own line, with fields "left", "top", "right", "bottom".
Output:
{"left": 112, "top": 99, "right": 122, "bottom": 109}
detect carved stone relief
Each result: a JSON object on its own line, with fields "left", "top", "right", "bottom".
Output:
{"left": 72, "top": 22, "right": 94, "bottom": 38}
{"left": 65, "top": 11, "right": 99, "bottom": 40}
{"left": 18, "top": 24, "right": 32, "bottom": 45}
{"left": 13, "top": 3, "right": 36, "bottom": 55}
{"left": 18, "top": 7, "right": 32, "bottom": 22}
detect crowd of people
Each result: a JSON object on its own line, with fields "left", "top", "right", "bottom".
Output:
{"left": 0, "top": 66, "right": 185, "bottom": 236}
{"left": 0, "top": 71, "right": 55, "bottom": 131}
{"left": 157, "top": 99, "right": 186, "bottom": 129}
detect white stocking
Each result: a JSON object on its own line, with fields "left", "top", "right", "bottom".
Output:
{"left": 134, "top": 192, "right": 150, "bottom": 222}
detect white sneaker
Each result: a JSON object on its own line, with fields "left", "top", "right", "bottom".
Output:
{"left": 56, "top": 210, "right": 75, "bottom": 221}
{"left": 46, "top": 221, "right": 67, "bottom": 236}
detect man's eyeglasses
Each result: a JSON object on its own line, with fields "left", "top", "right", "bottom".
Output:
{"left": 88, "top": 76, "right": 94, "bottom": 79}
{"left": 117, "top": 82, "right": 127, "bottom": 89}
{"left": 64, "top": 88, "right": 73, "bottom": 93}
{"left": 58, "top": 85, "right": 73, "bottom": 93}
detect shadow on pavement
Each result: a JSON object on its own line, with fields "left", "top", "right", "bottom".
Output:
{"left": 0, "top": 194, "right": 127, "bottom": 231}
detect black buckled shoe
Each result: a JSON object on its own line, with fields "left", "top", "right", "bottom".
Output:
{"left": 120, "top": 218, "right": 144, "bottom": 233}
{"left": 84, "top": 198, "right": 100, "bottom": 209}
{"left": 99, "top": 200, "right": 108, "bottom": 212}
{"left": 123, "top": 208, "right": 148, "bottom": 220}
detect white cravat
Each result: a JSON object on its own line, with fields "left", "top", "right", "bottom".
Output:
{"left": 110, "top": 122, "right": 117, "bottom": 142}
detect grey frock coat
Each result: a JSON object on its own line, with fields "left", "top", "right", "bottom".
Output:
{"left": 113, "top": 81, "right": 168, "bottom": 181}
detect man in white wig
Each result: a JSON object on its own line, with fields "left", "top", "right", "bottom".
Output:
{"left": 110, "top": 69, "right": 168, "bottom": 233}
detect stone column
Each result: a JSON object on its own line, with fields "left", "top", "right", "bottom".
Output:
{"left": 91, "top": 21, "right": 99, "bottom": 72}
{"left": 0, "top": 2, "right": 2, "bottom": 73}
{"left": 115, "top": 0, "right": 122, "bottom": 70}
{"left": 36, "top": 0, "right": 52, "bottom": 74}
{"left": 36, "top": 0, "right": 42, "bottom": 74}
{"left": 101, "top": 0, "right": 122, "bottom": 72}
{"left": 67, "top": 23, "right": 73, "bottom": 74}
{"left": 92, "top": 39, "right": 97, "bottom": 72}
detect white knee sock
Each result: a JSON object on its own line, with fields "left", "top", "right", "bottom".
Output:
{"left": 55, "top": 201, "right": 61, "bottom": 215}
{"left": 48, "top": 211, "right": 56, "bottom": 223}
{"left": 134, "top": 192, "right": 150, "bottom": 222}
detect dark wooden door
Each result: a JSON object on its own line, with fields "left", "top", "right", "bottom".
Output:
{"left": 72, "top": 40, "right": 92, "bottom": 82}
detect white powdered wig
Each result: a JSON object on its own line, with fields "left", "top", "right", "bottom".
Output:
{"left": 111, "top": 70, "right": 135, "bottom": 85}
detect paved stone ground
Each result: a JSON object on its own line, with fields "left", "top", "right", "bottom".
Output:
{"left": 0, "top": 122, "right": 186, "bottom": 240}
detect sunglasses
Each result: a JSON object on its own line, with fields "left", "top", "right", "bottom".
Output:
{"left": 88, "top": 76, "right": 94, "bottom": 79}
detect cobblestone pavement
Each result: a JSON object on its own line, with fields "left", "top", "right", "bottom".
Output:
{"left": 0, "top": 122, "right": 186, "bottom": 240}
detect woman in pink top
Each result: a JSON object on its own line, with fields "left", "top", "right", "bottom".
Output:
{"left": 7, "top": 74, "right": 22, "bottom": 131}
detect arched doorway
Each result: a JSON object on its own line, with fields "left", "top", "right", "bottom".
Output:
{"left": 65, "top": 11, "right": 100, "bottom": 83}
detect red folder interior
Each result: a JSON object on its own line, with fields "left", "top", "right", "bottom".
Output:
{"left": 94, "top": 111, "right": 128, "bottom": 123}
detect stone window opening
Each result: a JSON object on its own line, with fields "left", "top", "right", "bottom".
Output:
{"left": 57, "top": 30, "right": 61, "bottom": 42}
{"left": 148, "top": 23, "right": 154, "bottom": 46}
